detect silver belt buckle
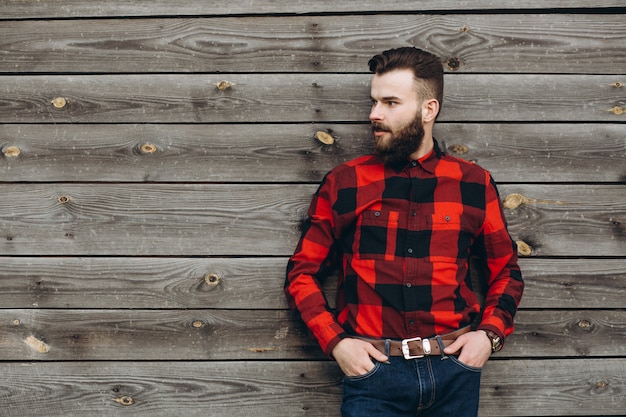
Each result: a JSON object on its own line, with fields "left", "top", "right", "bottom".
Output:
{"left": 401, "top": 337, "right": 432, "bottom": 359}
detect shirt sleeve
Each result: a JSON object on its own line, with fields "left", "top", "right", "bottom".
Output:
{"left": 284, "top": 173, "right": 347, "bottom": 357}
{"left": 477, "top": 174, "right": 525, "bottom": 342}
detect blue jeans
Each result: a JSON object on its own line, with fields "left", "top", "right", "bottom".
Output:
{"left": 341, "top": 338, "right": 482, "bottom": 417}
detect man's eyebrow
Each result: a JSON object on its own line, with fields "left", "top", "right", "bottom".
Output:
{"left": 371, "top": 95, "right": 402, "bottom": 102}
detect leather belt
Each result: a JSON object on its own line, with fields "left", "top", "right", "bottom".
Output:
{"left": 358, "top": 326, "right": 471, "bottom": 359}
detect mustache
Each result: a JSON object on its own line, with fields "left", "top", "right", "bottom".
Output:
{"left": 371, "top": 122, "right": 391, "bottom": 132}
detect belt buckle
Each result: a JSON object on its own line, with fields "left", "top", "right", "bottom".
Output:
{"left": 401, "top": 337, "right": 432, "bottom": 359}
{"left": 401, "top": 337, "right": 423, "bottom": 359}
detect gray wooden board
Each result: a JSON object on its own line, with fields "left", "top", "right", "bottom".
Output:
{"left": 0, "top": 359, "right": 623, "bottom": 416}
{"left": 1, "top": 0, "right": 622, "bottom": 18}
{"left": 1, "top": 123, "right": 624, "bottom": 183}
{"left": 1, "top": 74, "right": 624, "bottom": 123}
{"left": 1, "top": 14, "right": 624, "bottom": 74}
{"left": 0, "top": 309, "right": 624, "bottom": 360}
{"left": 0, "top": 184, "right": 624, "bottom": 256}
{"left": 0, "top": 257, "right": 623, "bottom": 310}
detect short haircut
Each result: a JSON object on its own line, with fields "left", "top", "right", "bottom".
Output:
{"left": 368, "top": 47, "right": 444, "bottom": 107}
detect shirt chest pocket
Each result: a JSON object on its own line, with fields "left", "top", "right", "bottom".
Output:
{"left": 355, "top": 210, "right": 400, "bottom": 260}
{"left": 427, "top": 213, "right": 475, "bottom": 262}
{"left": 428, "top": 213, "right": 461, "bottom": 229}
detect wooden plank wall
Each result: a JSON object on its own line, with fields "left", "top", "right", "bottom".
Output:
{"left": 0, "top": 2, "right": 624, "bottom": 416}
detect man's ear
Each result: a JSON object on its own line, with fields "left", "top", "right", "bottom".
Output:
{"left": 421, "top": 99, "right": 440, "bottom": 123}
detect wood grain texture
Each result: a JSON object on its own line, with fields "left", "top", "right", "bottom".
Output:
{"left": 0, "top": 257, "right": 623, "bottom": 310}
{"left": 1, "top": 14, "right": 624, "bottom": 74}
{"left": 1, "top": 123, "right": 624, "bottom": 183}
{"left": 0, "top": 184, "right": 623, "bottom": 256}
{"left": 1, "top": 74, "right": 624, "bottom": 123}
{"left": 0, "top": 359, "right": 623, "bottom": 416}
{"left": 500, "top": 184, "right": 626, "bottom": 257}
{"left": 1, "top": 3, "right": 624, "bottom": 417}
{"left": 0, "top": 309, "right": 623, "bottom": 360}
{"left": 1, "top": 0, "right": 622, "bottom": 18}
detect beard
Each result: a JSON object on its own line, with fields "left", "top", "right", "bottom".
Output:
{"left": 372, "top": 112, "right": 425, "bottom": 165}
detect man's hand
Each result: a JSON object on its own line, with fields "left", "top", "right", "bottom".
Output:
{"left": 443, "top": 330, "right": 492, "bottom": 368}
{"left": 332, "top": 338, "right": 389, "bottom": 377}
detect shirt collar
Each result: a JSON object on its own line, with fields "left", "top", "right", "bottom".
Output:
{"left": 386, "top": 138, "right": 444, "bottom": 173}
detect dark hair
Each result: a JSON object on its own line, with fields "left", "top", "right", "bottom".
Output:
{"left": 368, "top": 47, "right": 444, "bottom": 107}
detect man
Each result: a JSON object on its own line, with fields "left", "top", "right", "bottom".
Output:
{"left": 285, "top": 47, "right": 523, "bottom": 417}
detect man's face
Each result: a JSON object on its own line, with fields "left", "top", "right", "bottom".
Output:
{"left": 369, "top": 69, "right": 424, "bottom": 164}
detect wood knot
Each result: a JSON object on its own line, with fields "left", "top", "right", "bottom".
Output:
{"left": 611, "top": 82, "right": 623, "bottom": 88}
{"left": 315, "top": 131, "right": 335, "bottom": 145}
{"left": 460, "top": 26, "right": 470, "bottom": 33}
{"left": 215, "top": 80, "right": 235, "bottom": 91}
{"left": 608, "top": 106, "right": 625, "bottom": 115}
{"left": 503, "top": 193, "right": 532, "bottom": 209}
{"left": 578, "top": 319, "right": 591, "bottom": 329}
{"left": 113, "top": 396, "right": 135, "bottom": 406}
{"left": 58, "top": 195, "right": 71, "bottom": 204}
{"left": 192, "top": 320, "right": 205, "bottom": 328}
{"left": 3, "top": 146, "right": 21, "bottom": 157}
{"left": 448, "top": 143, "right": 468, "bottom": 154}
{"left": 139, "top": 143, "right": 157, "bottom": 154}
{"left": 204, "top": 273, "right": 221, "bottom": 287}
{"left": 516, "top": 240, "right": 532, "bottom": 256}
{"left": 24, "top": 335, "right": 49, "bottom": 353}
{"left": 51, "top": 97, "right": 67, "bottom": 109}
{"left": 446, "top": 57, "right": 462, "bottom": 71}
{"left": 12, "top": 319, "right": 20, "bottom": 326}
{"left": 595, "top": 381, "right": 609, "bottom": 389}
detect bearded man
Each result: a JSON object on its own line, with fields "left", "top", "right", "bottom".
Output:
{"left": 285, "top": 47, "right": 524, "bottom": 417}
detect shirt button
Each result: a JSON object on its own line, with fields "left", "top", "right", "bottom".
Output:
{"left": 445, "top": 215, "right": 451, "bottom": 221}
{"left": 406, "top": 283, "right": 412, "bottom": 288}
{"left": 374, "top": 211, "right": 380, "bottom": 217}
{"left": 407, "top": 248, "right": 413, "bottom": 254}
{"left": 411, "top": 161, "right": 418, "bottom": 167}
{"left": 409, "top": 319, "right": 415, "bottom": 325}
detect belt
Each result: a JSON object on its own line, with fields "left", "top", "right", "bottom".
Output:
{"left": 358, "top": 326, "right": 471, "bottom": 360}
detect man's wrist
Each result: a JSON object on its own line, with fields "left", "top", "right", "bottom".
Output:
{"left": 478, "top": 329, "right": 503, "bottom": 352}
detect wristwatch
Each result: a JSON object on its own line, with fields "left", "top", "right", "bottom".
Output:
{"left": 484, "top": 330, "right": 503, "bottom": 353}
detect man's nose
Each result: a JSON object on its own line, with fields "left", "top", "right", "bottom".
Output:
{"left": 369, "top": 103, "right": 384, "bottom": 121}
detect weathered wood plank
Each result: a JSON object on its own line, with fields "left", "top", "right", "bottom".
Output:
{"left": 500, "top": 184, "right": 626, "bottom": 257}
{"left": 2, "top": 15, "right": 624, "bottom": 74}
{"left": 516, "top": 259, "right": 626, "bottom": 309}
{"left": 1, "top": 123, "right": 624, "bottom": 183}
{"left": 0, "top": 361, "right": 344, "bottom": 417}
{"left": 0, "top": 183, "right": 307, "bottom": 256}
{"left": 0, "top": 184, "right": 624, "bottom": 256}
{"left": 1, "top": 0, "right": 621, "bottom": 19}
{"left": 0, "top": 359, "right": 623, "bottom": 416}
{"left": 0, "top": 309, "right": 623, "bottom": 360}
{"left": 0, "top": 257, "right": 623, "bottom": 310}
{"left": 1, "top": 74, "right": 624, "bottom": 123}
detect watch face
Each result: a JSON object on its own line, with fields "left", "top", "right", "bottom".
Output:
{"left": 487, "top": 331, "right": 502, "bottom": 352}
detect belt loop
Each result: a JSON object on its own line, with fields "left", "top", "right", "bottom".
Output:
{"left": 436, "top": 336, "right": 448, "bottom": 360}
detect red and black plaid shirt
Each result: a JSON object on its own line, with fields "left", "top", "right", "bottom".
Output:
{"left": 285, "top": 140, "right": 523, "bottom": 356}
